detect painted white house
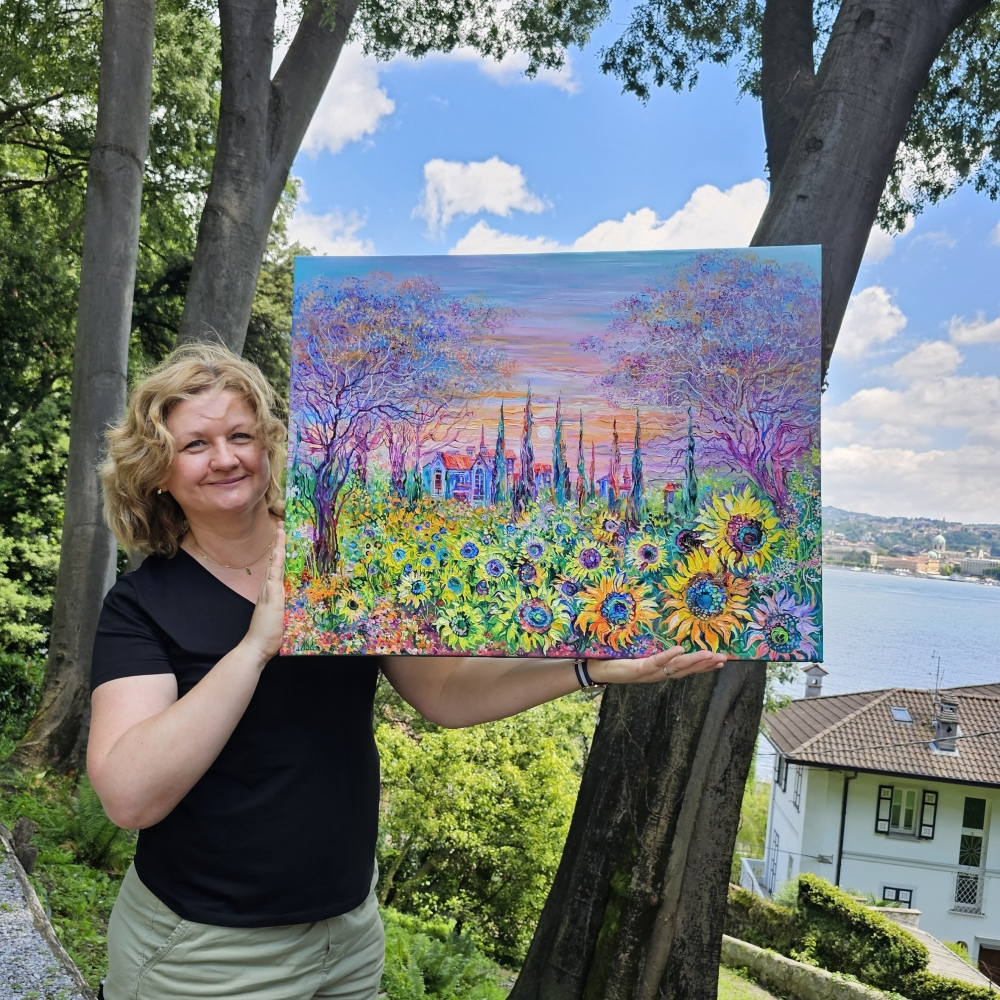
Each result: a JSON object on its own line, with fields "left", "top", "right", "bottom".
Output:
{"left": 754, "top": 680, "right": 1000, "bottom": 982}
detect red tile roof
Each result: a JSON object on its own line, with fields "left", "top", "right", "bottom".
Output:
{"left": 763, "top": 683, "right": 1000, "bottom": 786}
{"left": 439, "top": 454, "right": 473, "bottom": 471}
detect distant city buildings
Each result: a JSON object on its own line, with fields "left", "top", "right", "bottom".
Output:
{"left": 822, "top": 530, "right": 1000, "bottom": 579}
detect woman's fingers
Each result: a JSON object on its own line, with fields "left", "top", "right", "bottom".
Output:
{"left": 591, "top": 647, "right": 727, "bottom": 685}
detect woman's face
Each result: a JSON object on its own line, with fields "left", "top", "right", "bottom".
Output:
{"left": 161, "top": 390, "right": 270, "bottom": 521}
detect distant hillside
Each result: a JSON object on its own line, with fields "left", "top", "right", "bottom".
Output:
{"left": 822, "top": 507, "right": 1000, "bottom": 558}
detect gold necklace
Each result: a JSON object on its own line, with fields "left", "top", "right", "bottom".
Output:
{"left": 189, "top": 531, "right": 275, "bottom": 575}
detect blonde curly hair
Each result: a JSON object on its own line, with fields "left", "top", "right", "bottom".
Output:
{"left": 101, "top": 343, "right": 286, "bottom": 556}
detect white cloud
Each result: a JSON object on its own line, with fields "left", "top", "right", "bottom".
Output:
{"left": 450, "top": 220, "right": 561, "bottom": 255}
{"left": 448, "top": 179, "right": 769, "bottom": 254}
{"left": 948, "top": 312, "right": 1000, "bottom": 345}
{"left": 836, "top": 286, "right": 907, "bottom": 360}
{"left": 890, "top": 340, "right": 963, "bottom": 380}
{"left": 287, "top": 187, "right": 373, "bottom": 255}
{"left": 991, "top": 219, "right": 1000, "bottom": 245}
{"left": 823, "top": 443, "right": 1000, "bottom": 523}
{"left": 911, "top": 229, "right": 957, "bottom": 249}
{"left": 297, "top": 45, "right": 395, "bottom": 157}
{"left": 435, "top": 48, "right": 579, "bottom": 93}
{"left": 862, "top": 217, "right": 914, "bottom": 263}
{"left": 416, "top": 157, "right": 547, "bottom": 236}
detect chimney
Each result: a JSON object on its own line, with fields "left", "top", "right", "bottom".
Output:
{"left": 933, "top": 701, "right": 959, "bottom": 752}
{"left": 802, "top": 664, "right": 828, "bottom": 698}
{"left": 466, "top": 446, "right": 475, "bottom": 457}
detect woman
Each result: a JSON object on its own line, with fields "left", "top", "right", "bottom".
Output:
{"left": 89, "top": 343, "right": 726, "bottom": 1000}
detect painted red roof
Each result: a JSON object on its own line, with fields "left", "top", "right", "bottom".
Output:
{"left": 534, "top": 463, "right": 552, "bottom": 473}
{"left": 439, "top": 454, "right": 473, "bottom": 470}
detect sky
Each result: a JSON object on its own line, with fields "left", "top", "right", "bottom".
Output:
{"left": 279, "top": 14, "right": 1000, "bottom": 526}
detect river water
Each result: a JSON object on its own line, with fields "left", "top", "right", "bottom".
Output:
{"left": 785, "top": 567, "right": 1000, "bottom": 698}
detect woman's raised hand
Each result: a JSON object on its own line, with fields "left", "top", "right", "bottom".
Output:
{"left": 243, "top": 526, "right": 286, "bottom": 663}
{"left": 588, "top": 646, "right": 727, "bottom": 685}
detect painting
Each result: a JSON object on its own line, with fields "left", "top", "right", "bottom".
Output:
{"left": 283, "top": 248, "right": 823, "bottom": 660}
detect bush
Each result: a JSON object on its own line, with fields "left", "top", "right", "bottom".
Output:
{"left": 380, "top": 908, "right": 509, "bottom": 1000}
{"left": 0, "top": 652, "right": 44, "bottom": 751}
{"left": 900, "top": 971, "right": 995, "bottom": 1000}
{"left": 794, "top": 873, "right": 928, "bottom": 985}
{"left": 725, "top": 885, "right": 802, "bottom": 956}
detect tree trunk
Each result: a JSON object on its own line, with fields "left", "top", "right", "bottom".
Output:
{"left": 176, "top": 0, "right": 358, "bottom": 353}
{"left": 510, "top": 662, "right": 766, "bottom": 1000}
{"left": 512, "top": 2, "right": 990, "bottom": 996}
{"left": 6, "top": 0, "right": 157, "bottom": 774}
{"left": 754, "top": 0, "right": 989, "bottom": 374}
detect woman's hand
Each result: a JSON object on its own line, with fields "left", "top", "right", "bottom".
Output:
{"left": 242, "top": 526, "right": 286, "bottom": 662}
{"left": 587, "top": 646, "right": 727, "bottom": 685}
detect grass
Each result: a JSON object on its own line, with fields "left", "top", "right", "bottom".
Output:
{"left": 718, "top": 966, "right": 782, "bottom": 999}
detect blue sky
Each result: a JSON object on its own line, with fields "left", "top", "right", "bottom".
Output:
{"left": 281, "top": 17, "right": 1000, "bottom": 525}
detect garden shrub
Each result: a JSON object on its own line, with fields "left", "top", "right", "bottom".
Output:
{"left": 380, "top": 907, "right": 509, "bottom": 1000}
{"left": 899, "top": 971, "right": 996, "bottom": 1000}
{"left": 794, "top": 873, "right": 928, "bottom": 986}
{"left": 725, "top": 884, "right": 802, "bottom": 956}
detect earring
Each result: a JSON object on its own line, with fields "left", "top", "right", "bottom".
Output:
{"left": 157, "top": 489, "right": 162, "bottom": 495}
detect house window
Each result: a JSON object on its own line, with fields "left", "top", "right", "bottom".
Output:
{"left": 434, "top": 471, "right": 443, "bottom": 494}
{"left": 792, "top": 766, "right": 803, "bottom": 810}
{"left": 954, "top": 796, "right": 987, "bottom": 914}
{"left": 768, "top": 831, "right": 780, "bottom": 892}
{"left": 883, "top": 886, "right": 913, "bottom": 906}
{"left": 876, "top": 785, "right": 937, "bottom": 839}
{"left": 775, "top": 756, "right": 788, "bottom": 792}
{"left": 890, "top": 707, "right": 912, "bottom": 723}
{"left": 473, "top": 468, "right": 485, "bottom": 500}
{"left": 891, "top": 787, "right": 917, "bottom": 833}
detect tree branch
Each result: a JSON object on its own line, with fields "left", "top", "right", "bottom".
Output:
{"left": 759, "top": 0, "right": 815, "bottom": 182}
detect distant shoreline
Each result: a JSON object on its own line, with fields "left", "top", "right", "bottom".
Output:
{"left": 823, "top": 564, "right": 998, "bottom": 587}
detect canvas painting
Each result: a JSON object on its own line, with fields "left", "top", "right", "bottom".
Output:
{"left": 283, "top": 248, "right": 823, "bottom": 660}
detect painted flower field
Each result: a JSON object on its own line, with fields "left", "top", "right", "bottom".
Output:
{"left": 282, "top": 462, "right": 822, "bottom": 659}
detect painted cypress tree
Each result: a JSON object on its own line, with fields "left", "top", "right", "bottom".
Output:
{"left": 608, "top": 419, "right": 621, "bottom": 513}
{"left": 589, "top": 441, "right": 596, "bottom": 500}
{"left": 576, "top": 413, "right": 586, "bottom": 510}
{"left": 625, "top": 410, "right": 645, "bottom": 529}
{"left": 491, "top": 401, "right": 508, "bottom": 505}
{"left": 552, "top": 394, "right": 567, "bottom": 505}
{"left": 682, "top": 405, "right": 699, "bottom": 519}
{"left": 513, "top": 386, "right": 536, "bottom": 516}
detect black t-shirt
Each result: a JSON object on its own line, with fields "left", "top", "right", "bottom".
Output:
{"left": 91, "top": 548, "right": 381, "bottom": 927}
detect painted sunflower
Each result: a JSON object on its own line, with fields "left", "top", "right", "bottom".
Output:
{"left": 593, "top": 516, "right": 624, "bottom": 547}
{"left": 436, "top": 572, "right": 471, "bottom": 603}
{"left": 745, "top": 590, "right": 820, "bottom": 660}
{"left": 576, "top": 573, "right": 658, "bottom": 652}
{"left": 499, "top": 586, "right": 573, "bottom": 654}
{"left": 570, "top": 540, "right": 614, "bottom": 582}
{"left": 435, "top": 602, "right": 487, "bottom": 652}
{"left": 627, "top": 536, "right": 664, "bottom": 572}
{"left": 697, "top": 487, "right": 782, "bottom": 570}
{"left": 659, "top": 548, "right": 752, "bottom": 652}
{"left": 396, "top": 571, "right": 431, "bottom": 609}
{"left": 335, "top": 590, "right": 368, "bottom": 622}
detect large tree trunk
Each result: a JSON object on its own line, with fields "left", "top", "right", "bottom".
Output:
{"left": 755, "top": 0, "right": 988, "bottom": 374}
{"left": 512, "top": 2, "right": 989, "bottom": 997}
{"left": 511, "top": 663, "right": 766, "bottom": 1000}
{"left": 176, "top": 0, "right": 358, "bottom": 352}
{"left": 6, "top": 0, "right": 157, "bottom": 774}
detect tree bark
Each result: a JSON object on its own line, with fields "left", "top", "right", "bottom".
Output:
{"left": 510, "top": 661, "right": 766, "bottom": 1000}
{"left": 6, "top": 0, "right": 156, "bottom": 774}
{"left": 754, "top": 0, "right": 989, "bottom": 374}
{"left": 176, "top": 0, "right": 358, "bottom": 352}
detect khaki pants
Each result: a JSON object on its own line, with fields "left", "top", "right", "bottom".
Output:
{"left": 104, "top": 866, "right": 385, "bottom": 1000}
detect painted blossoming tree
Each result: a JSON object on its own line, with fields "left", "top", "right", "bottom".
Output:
{"left": 583, "top": 253, "right": 821, "bottom": 518}
{"left": 291, "top": 273, "right": 512, "bottom": 570}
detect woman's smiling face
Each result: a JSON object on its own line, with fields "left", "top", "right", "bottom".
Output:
{"left": 161, "top": 390, "right": 270, "bottom": 521}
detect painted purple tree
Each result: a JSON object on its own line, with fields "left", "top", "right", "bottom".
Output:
{"left": 582, "top": 252, "right": 821, "bottom": 515}
{"left": 291, "top": 272, "right": 513, "bottom": 570}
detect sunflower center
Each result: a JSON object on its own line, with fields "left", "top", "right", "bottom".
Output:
{"left": 527, "top": 541, "right": 544, "bottom": 559}
{"left": 460, "top": 542, "right": 479, "bottom": 559}
{"left": 765, "top": 614, "right": 800, "bottom": 653}
{"left": 452, "top": 614, "right": 471, "bottom": 637}
{"left": 675, "top": 529, "right": 702, "bottom": 552}
{"left": 559, "top": 579, "right": 580, "bottom": 597}
{"left": 446, "top": 577, "right": 463, "bottom": 593}
{"left": 726, "top": 515, "right": 764, "bottom": 555}
{"left": 518, "top": 563, "right": 538, "bottom": 584}
{"left": 518, "top": 598, "right": 554, "bottom": 634}
{"left": 411, "top": 580, "right": 426, "bottom": 595}
{"left": 579, "top": 547, "right": 602, "bottom": 570}
{"left": 601, "top": 592, "right": 636, "bottom": 627}
{"left": 639, "top": 544, "right": 658, "bottom": 563}
{"left": 486, "top": 559, "right": 505, "bottom": 577}
{"left": 685, "top": 577, "right": 727, "bottom": 619}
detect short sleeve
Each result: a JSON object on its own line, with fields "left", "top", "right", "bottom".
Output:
{"left": 91, "top": 576, "right": 175, "bottom": 691}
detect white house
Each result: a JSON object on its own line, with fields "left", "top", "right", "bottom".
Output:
{"left": 754, "top": 681, "right": 1000, "bottom": 981}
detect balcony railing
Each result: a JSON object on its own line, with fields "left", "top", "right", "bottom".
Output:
{"left": 740, "top": 857, "right": 769, "bottom": 898}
